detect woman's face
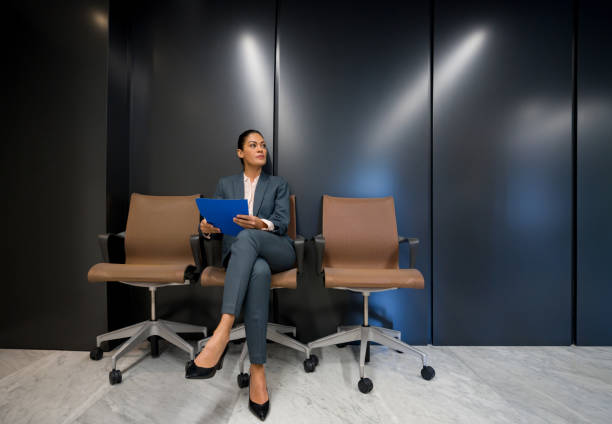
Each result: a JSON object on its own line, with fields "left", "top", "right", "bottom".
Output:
{"left": 238, "top": 132, "right": 267, "bottom": 167}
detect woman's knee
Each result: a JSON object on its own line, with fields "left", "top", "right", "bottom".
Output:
{"left": 230, "top": 229, "right": 259, "bottom": 254}
{"left": 236, "top": 228, "right": 260, "bottom": 241}
{"left": 250, "top": 258, "right": 271, "bottom": 281}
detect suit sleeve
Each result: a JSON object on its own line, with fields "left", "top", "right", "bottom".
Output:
{"left": 267, "top": 179, "right": 290, "bottom": 236}
{"left": 213, "top": 179, "right": 225, "bottom": 199}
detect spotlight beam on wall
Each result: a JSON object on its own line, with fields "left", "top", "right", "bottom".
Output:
{"left": 239, "top": 33, "right": 273, "bottom": 130}
{"left": 369, "top": 28, "right": 488, "bottom": 149}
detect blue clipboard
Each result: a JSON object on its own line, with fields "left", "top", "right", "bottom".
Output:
{"left": 196, "top": 198, "right": 248, "bottom": 237}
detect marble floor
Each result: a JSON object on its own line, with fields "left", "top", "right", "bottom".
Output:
{"left": 1, "top": 341, "right": 611, "bottom": 424}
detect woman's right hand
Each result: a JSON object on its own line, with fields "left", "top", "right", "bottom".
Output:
{"left": 200, "top": 218, "right": 221, "bottom": 234}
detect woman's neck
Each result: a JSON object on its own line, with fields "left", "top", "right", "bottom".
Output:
{"left": 243, "top": 165, "right": 263, "bottom": 182}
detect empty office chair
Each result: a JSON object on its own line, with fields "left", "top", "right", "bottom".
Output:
{"left": 193, "top": 195, "right": 317, "bottom": 388}
{"left": 307, "top": 195, "right": 434, "bottom": 394}
{"left": 88, "top": 193, "right": 207, "bottom": 385}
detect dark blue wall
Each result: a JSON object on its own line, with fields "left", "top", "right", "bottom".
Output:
{"left": 577, "top": 0, "right": 612, "bottom": 345}
{"left": 6, "top": 0, "right": 610, "bottom": 349}
{"left": 433, "top": 0, "right": 573, "bottom": 345}
{"left": 117, "top": 0, "right": 611, "bottom": 347}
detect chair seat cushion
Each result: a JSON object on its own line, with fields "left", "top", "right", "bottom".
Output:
{"left": 88, "top": 263, "right": 190, "bottom": 284}
{"left": 201, "top": 266, "right": 297, "bottom": 289}
{"left": 324, "top": 267, "right": 424, "bottom": 289}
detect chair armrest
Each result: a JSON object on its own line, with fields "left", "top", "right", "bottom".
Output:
{"left": 399, "top": 236, "right": 419, "bottom": 268}
{"left": 203, "top": 238, "right": 224, "bottom": 268}
{"left": 190, "top": 234, "right": 204, "bottom": 272}
{"left": 398, "top": 236, "right": 419, "bottom": 245}
{"left": 314, "top": 234, "right": 325, "bottom": 274}
{"left": 294, "top": 235, "right": 305, "bottom": 274}
{"left": 97, "top": 232, "right": 125, "bottom": 264}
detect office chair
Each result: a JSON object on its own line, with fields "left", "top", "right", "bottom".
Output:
{"left": 307, "top": 195, "right": 434, "bottom": 394}
{"left": 192, "top": 195, "right": 318, "bottom": 388}
{"left": 87, "top": 193, "right": 207, "bottom": 385}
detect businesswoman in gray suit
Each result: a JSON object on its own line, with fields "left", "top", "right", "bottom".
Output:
{"left": 185, "top": 129, "right": 295, "bottom": 421}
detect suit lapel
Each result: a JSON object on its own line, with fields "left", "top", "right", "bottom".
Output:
{"left": 233, "top": 174, "right": 244, "bottom": 200}
{"left": 253, "top": 172, "right": 269, "bottom": 216}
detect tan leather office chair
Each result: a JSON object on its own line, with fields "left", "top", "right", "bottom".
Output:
{"left": 307, "top": 195, "right": 435, "bottom": 394}
{"left": 88, "top": 193, "right": 207, "bottom": 385}
{"left": 193, "top": 195, "right": 317, "bottom": 388}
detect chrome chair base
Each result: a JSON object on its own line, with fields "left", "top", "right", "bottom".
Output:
{"left": 308, "top": 324, "right": 429, "bottom": 379}
{"left": 97, "top": 319, "right": 207, "bottom": 369}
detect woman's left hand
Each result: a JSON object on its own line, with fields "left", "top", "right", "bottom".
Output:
{"left": 234, "top": 214, "right": 266, "bottom": 230}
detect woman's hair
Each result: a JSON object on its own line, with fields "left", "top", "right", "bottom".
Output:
{"left": 237, "top": 129, "right": 264, "bottom": 166}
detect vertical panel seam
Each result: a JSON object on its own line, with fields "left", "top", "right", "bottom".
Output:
{"left": 430, "top": 0, "right": 435, "bottom": 345}
{"left": 272, "top": 0, "right": 280, "bottom": 177}
{"left": 272, "top": 0, "right": 280, "bottom": 323}
{"left": 571, "top": 0, "right": 578, "bottom": 345}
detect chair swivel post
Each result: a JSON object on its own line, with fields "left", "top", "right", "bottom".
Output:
{"left": 149, "top": 287, "right": 159, "bottom": 357}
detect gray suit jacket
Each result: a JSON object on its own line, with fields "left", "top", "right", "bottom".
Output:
{"left": 212, "top": 172, "right": 292, "bottom": 264}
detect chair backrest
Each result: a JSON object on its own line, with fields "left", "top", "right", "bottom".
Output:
{"left": 322, "top": 195, "right": 399, "bottom": 269}
{"left": 124, "top": 193, "right": 200, "bottom": 265}
{"left": 287, "top": 194, "right": 296, "bottom": 241}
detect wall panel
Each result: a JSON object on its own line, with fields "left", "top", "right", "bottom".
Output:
{"left": 577, "top": 0, "right": 612, "bottom": 345}
{"left": 433, "top": 0, "right": 573, "bottom": 344}
{"left": 0, "top": 0, "right": 108, "bottom": 349}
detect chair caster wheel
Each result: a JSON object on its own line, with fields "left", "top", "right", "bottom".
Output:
{"left": 421, "top": 365, "right": 435, "bottom": 380}
{"left": 109, "top": 369, "right": 122, "bottom": 385}
{"left": 309, "top": 354, "right": 319, "bottom": 366}
{"left": 336, "top": 343, "right": 347, "bottom": 348}
{"left": 358, "top": 377, "right": 373, "bottom": 394}
{"left": 303, "top": 356, "right": 317, "bottom": 373}
{"left": 90, "top": 347, "right": 103, "bottom": 361}
{"left": 237, "top": 372, "right": 249, "bottom": 388}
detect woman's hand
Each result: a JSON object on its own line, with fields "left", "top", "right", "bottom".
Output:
{"left": 233, "top": 214, "right": 266, "bottom": 230}
{"left": 200, "top": 218, "right": 221, "bottom": 234}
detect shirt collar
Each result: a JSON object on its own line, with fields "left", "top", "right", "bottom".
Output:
{"left": 243, "top": 173, "right": 260, "bottom": 184}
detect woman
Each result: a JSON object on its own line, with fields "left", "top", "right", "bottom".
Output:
{"left": 185, "top": 129, "right": 295, "bottom": 421}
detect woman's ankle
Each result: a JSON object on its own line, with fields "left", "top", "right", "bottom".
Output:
{"left": 250, "top": 364, "right": 265, "bottom": 377}
{"left": 211, "top": 328, "right": 230, "bottom": 341}
{"left": 214, "top": 314, "right": 235, "bottom": 337}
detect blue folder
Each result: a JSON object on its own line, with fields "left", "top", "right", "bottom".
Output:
{"left": 195, "top": 198, "right": 248, "bottom": 237}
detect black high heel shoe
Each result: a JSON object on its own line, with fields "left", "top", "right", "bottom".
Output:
{"left": 185, "top": 345, "right": 229, "bottom": 379}
{"left": 248, "top": 379, "right": 270, "bottom": 421}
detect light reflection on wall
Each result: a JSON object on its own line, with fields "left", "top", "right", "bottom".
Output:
{"left": 339, "top": 159, "right": 395, "bottom": 197}
{"left": 368, "top": 28, "right": 488, "bottom": 150}
{"left": 368, "top": 66, "right": 429, "bottom": 148}
{"left": 505, "top": 99, "right": 573, "bottom": 231}
{"left": 91, "top": 9, "right": 108, "bottom": 31}
{"left": 512, "top": 100, "right": 571, "bottom": 152}
{"left": 504, "top": 98, "right": 612, "bottom": 232}
{"left": 435, "top": 29, "right": 487, "bottom": 95}
{"left": 510, "top": 98, "right": 612, "bottom": 151}
{"left": 239, "top": 33, "right": 273, "bottom": 131}
{"left": 578, "top": 99, "right": 612, "bottom": 135}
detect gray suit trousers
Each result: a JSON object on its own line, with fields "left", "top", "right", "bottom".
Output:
{"left": 221, "top": 229, "right": 295, "bottom": 364}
